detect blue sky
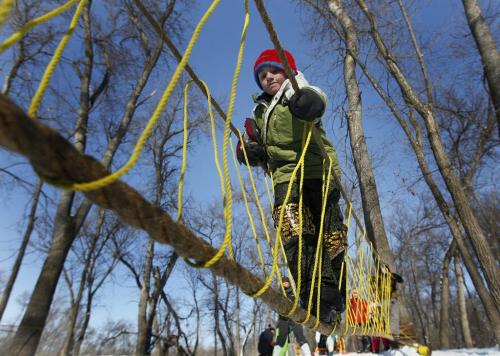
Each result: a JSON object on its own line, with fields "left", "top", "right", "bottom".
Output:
{"left": 0, "top": 0, "right": 495, "bottom": 333}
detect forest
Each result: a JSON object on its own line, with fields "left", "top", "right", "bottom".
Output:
{"left": 0, "top": 0, "right": 498, "bottom": 355}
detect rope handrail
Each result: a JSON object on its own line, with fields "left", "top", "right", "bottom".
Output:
{"left": 0, "top": 93, "right": 392, "bottom": 338}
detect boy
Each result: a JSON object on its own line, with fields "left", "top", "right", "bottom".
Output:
{"left": 237, "top": 49, "right": 347, "bottom": 323}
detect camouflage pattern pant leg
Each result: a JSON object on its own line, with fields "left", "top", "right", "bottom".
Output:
{"left": 273, "top": 180, "right": 348, "bottom": 313}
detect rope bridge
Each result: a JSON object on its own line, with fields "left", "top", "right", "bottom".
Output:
{"left": 0, "top": 0, "right": 399, "bottom": 339}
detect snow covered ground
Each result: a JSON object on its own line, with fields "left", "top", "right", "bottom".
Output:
{"left": 348, "top": 345, "right": 500, "bottom": 356}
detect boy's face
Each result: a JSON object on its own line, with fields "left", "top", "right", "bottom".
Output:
{"left": 258, "top": 66, "right": 287, "bottom": 95}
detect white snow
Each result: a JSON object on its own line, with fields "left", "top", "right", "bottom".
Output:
{"left": 348, "top": 345, "right": 500, "bottom": 356}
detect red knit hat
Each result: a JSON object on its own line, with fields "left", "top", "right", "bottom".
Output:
{"left": 253, "top": 49, "right": 298, "bottom": 89}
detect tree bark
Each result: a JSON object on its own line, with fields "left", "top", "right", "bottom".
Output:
{"left": 0, "top": 181, "right": 42, "bottom": 321}
{"left": 356, "top": 0, "right": 500, "bottom": 309}
{"left": 135, "top": 239, "right": 155, "bottom": 355}
{"left": 235, "top": 288, "right": 241, "bottom": 356}
{"left": 6, "top": 2, "right": 169, "bottom": 351}
{"left": 454, "top": 254, "right": 474, "bottom": 348}
{"left": 327, "top": 0, "right": 412, "bottom": 332}
{"left": 346, "top": 45, "right": 500, "bottom": 341}
{"left": 9, "top": 191, "right": 76, "bottom": 356}
{"left": 410, "top": 261, "right": 429, "bottom": 344}
{"left": 462, "top": 0, "right": 500, "bottom": 137}
{"left": 59, "top": 210, "right": 105, "bottom": 356}
{"left": 9, "top": 3, "right": 95, "bottom": 352}
{"left": 439, "top": 241, "right": 455, "bottom": 349}
{"left": 72, "top": 286, "right": 92, "bottom": 356}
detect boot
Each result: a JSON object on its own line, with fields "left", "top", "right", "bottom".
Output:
{"left": 318, "top": 283, "right": 345, "bottom": 323}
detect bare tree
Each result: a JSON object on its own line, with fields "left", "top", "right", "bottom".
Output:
{"left": 454, "top": 253, "right": 473, "bottom": 348}
{"left": 58, "top": 209, "right": 121, "bottom": 355}
{"left": 1, "top": 0, "right": 57, "bottom": 97}
{"left": 0, "top": 181, "right": 42, "bottom": 321}
{"left": 353, "top": 0, "right": 499, "bottom": 309}
{"left": 298, "top": 0, "right": 500, "bottom": 342}
{"left": 461, "top": 0, "right": 500, "bottom": 137}
{"left": 389, "top": 196, "right": 449, "bottom": 346}
{"left": 7, "top": 0, "right": 191, "bottom": 353}
{"left": 439, "top": 241, "right": 456, "bottom": 349}
{"left": 301, "top": 0, "right": 416, "bottom": 339}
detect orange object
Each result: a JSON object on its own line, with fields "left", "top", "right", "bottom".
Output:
{"left": 349, "top": 296, "right": 368, "bottom": 325}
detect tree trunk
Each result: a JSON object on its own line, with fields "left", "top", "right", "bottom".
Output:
{"left": 72, "top": 287, "right": 93, "bottom": 356}
{"left": 152, "top": 315, "right": 164, "bottom": 356}
{"left": 235, "top": 289, "right": 241, "bottom": 356}
{"left": 462, "top": 0, "right": 500, "bottom": 137}
{"left": 410, "top": 261, "right": 429, "bottom": 344}
{"left": 422, "top": 110, "right": 500, "bottom": 308}
{"left": 454, "top": 254, "right": 474, "bottom": 348}
{"left": 9, "top": 2, "right": 95, "bottom": 353}
{"left": 60, "top": 211, "right": 104, "bottom": 356}
{"left": 439, "top": 241, "right": 455, "bottom": 349}
{"left": 59, "top": 297, "right": 82, "bottom": 356}
{"left": 327, "top": 0, "right": 412, "bottom": 331}
{"left": 252, "top": 301, "right": 259, "bottom": 356}
{"left": 318, "top": 0, "right": 500, "bottom": 339}
{"left": 9, "top": 192, "right": 76, "bottom": 356}
{"left": 213, "top": 275, "right": 228, "bottom": 356}
{"left": 136, "top": 239, "right": 155, "bottom": 355}
{"left": 7, "top": 2, "right": 167, "bottom": 351}
{"left": 0, "top": 181, "right": 42, "bottom": 321}
{"left": 356, "top": 0, "right": 500, "bottom": 309}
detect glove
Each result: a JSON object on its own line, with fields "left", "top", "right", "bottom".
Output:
{"left": 236, "top": 140, "right": 266, "bottom": 166}
{"left": 288, "top": 87, "right": 325, "bottom": 122}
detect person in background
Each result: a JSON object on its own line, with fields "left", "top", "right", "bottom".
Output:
{"left": 273, "top": 277, "right": 312, "bottom": 356}
{"left": 237, "top": 48, "right": 347, "bottom": 324}
{"left": 258, "top": 325, "right": 275, "bottom": 356}
{"left": 371, "top": 336, "right": 390, "bottom": 353}
{"left": 348, "top": 288, "right": 371, "bottom": 353}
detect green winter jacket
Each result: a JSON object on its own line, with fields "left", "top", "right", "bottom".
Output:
{"left": 251, "top": 72, "right": 340, "bottom": 186}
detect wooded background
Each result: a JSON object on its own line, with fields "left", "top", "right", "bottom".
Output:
{"left": 0, "top": 0, "right": 498, "bottom": 355}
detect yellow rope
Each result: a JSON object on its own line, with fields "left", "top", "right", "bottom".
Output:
{"left": 179, "top": 79, "right": 228, "bottom": 224}
{"left": 177, "top": 82, "right": 191, "bottom": 223}
{"left": 284, "top": 128, "right": 308, "bottom": 317}
{"left": 0, "top": 0, "right": 14, "bottom": 30}
{"left": 230, "top": 137, "right": 267, "bottom": 274}
{"left": 1, "top": 0, "right": 80, "bottom": 53}
{"left": 296, "top": 132, "right": 322, "bottom": 323}
{"left": 199, "top": 0, "right": 250, "bottom": 267}
{"left": 28, "top": 0, "right": 86, "bottom": 117}
{"left": 201, "top": 81, "right": 227, "bottom": 215}
{"left": 264, "top": 171, "right": 274, "bottom": 210}
{"left": 251, "top": 127, "right": 314, "bottom": 298}
{"left": 55, "top": 0, "right": 221, "bottom": 191}
{"left": 236, "top": 132, "right": 276, "bottom": 259}
{"left": 311, "top": 155, "right": 333, "bottom": 330}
